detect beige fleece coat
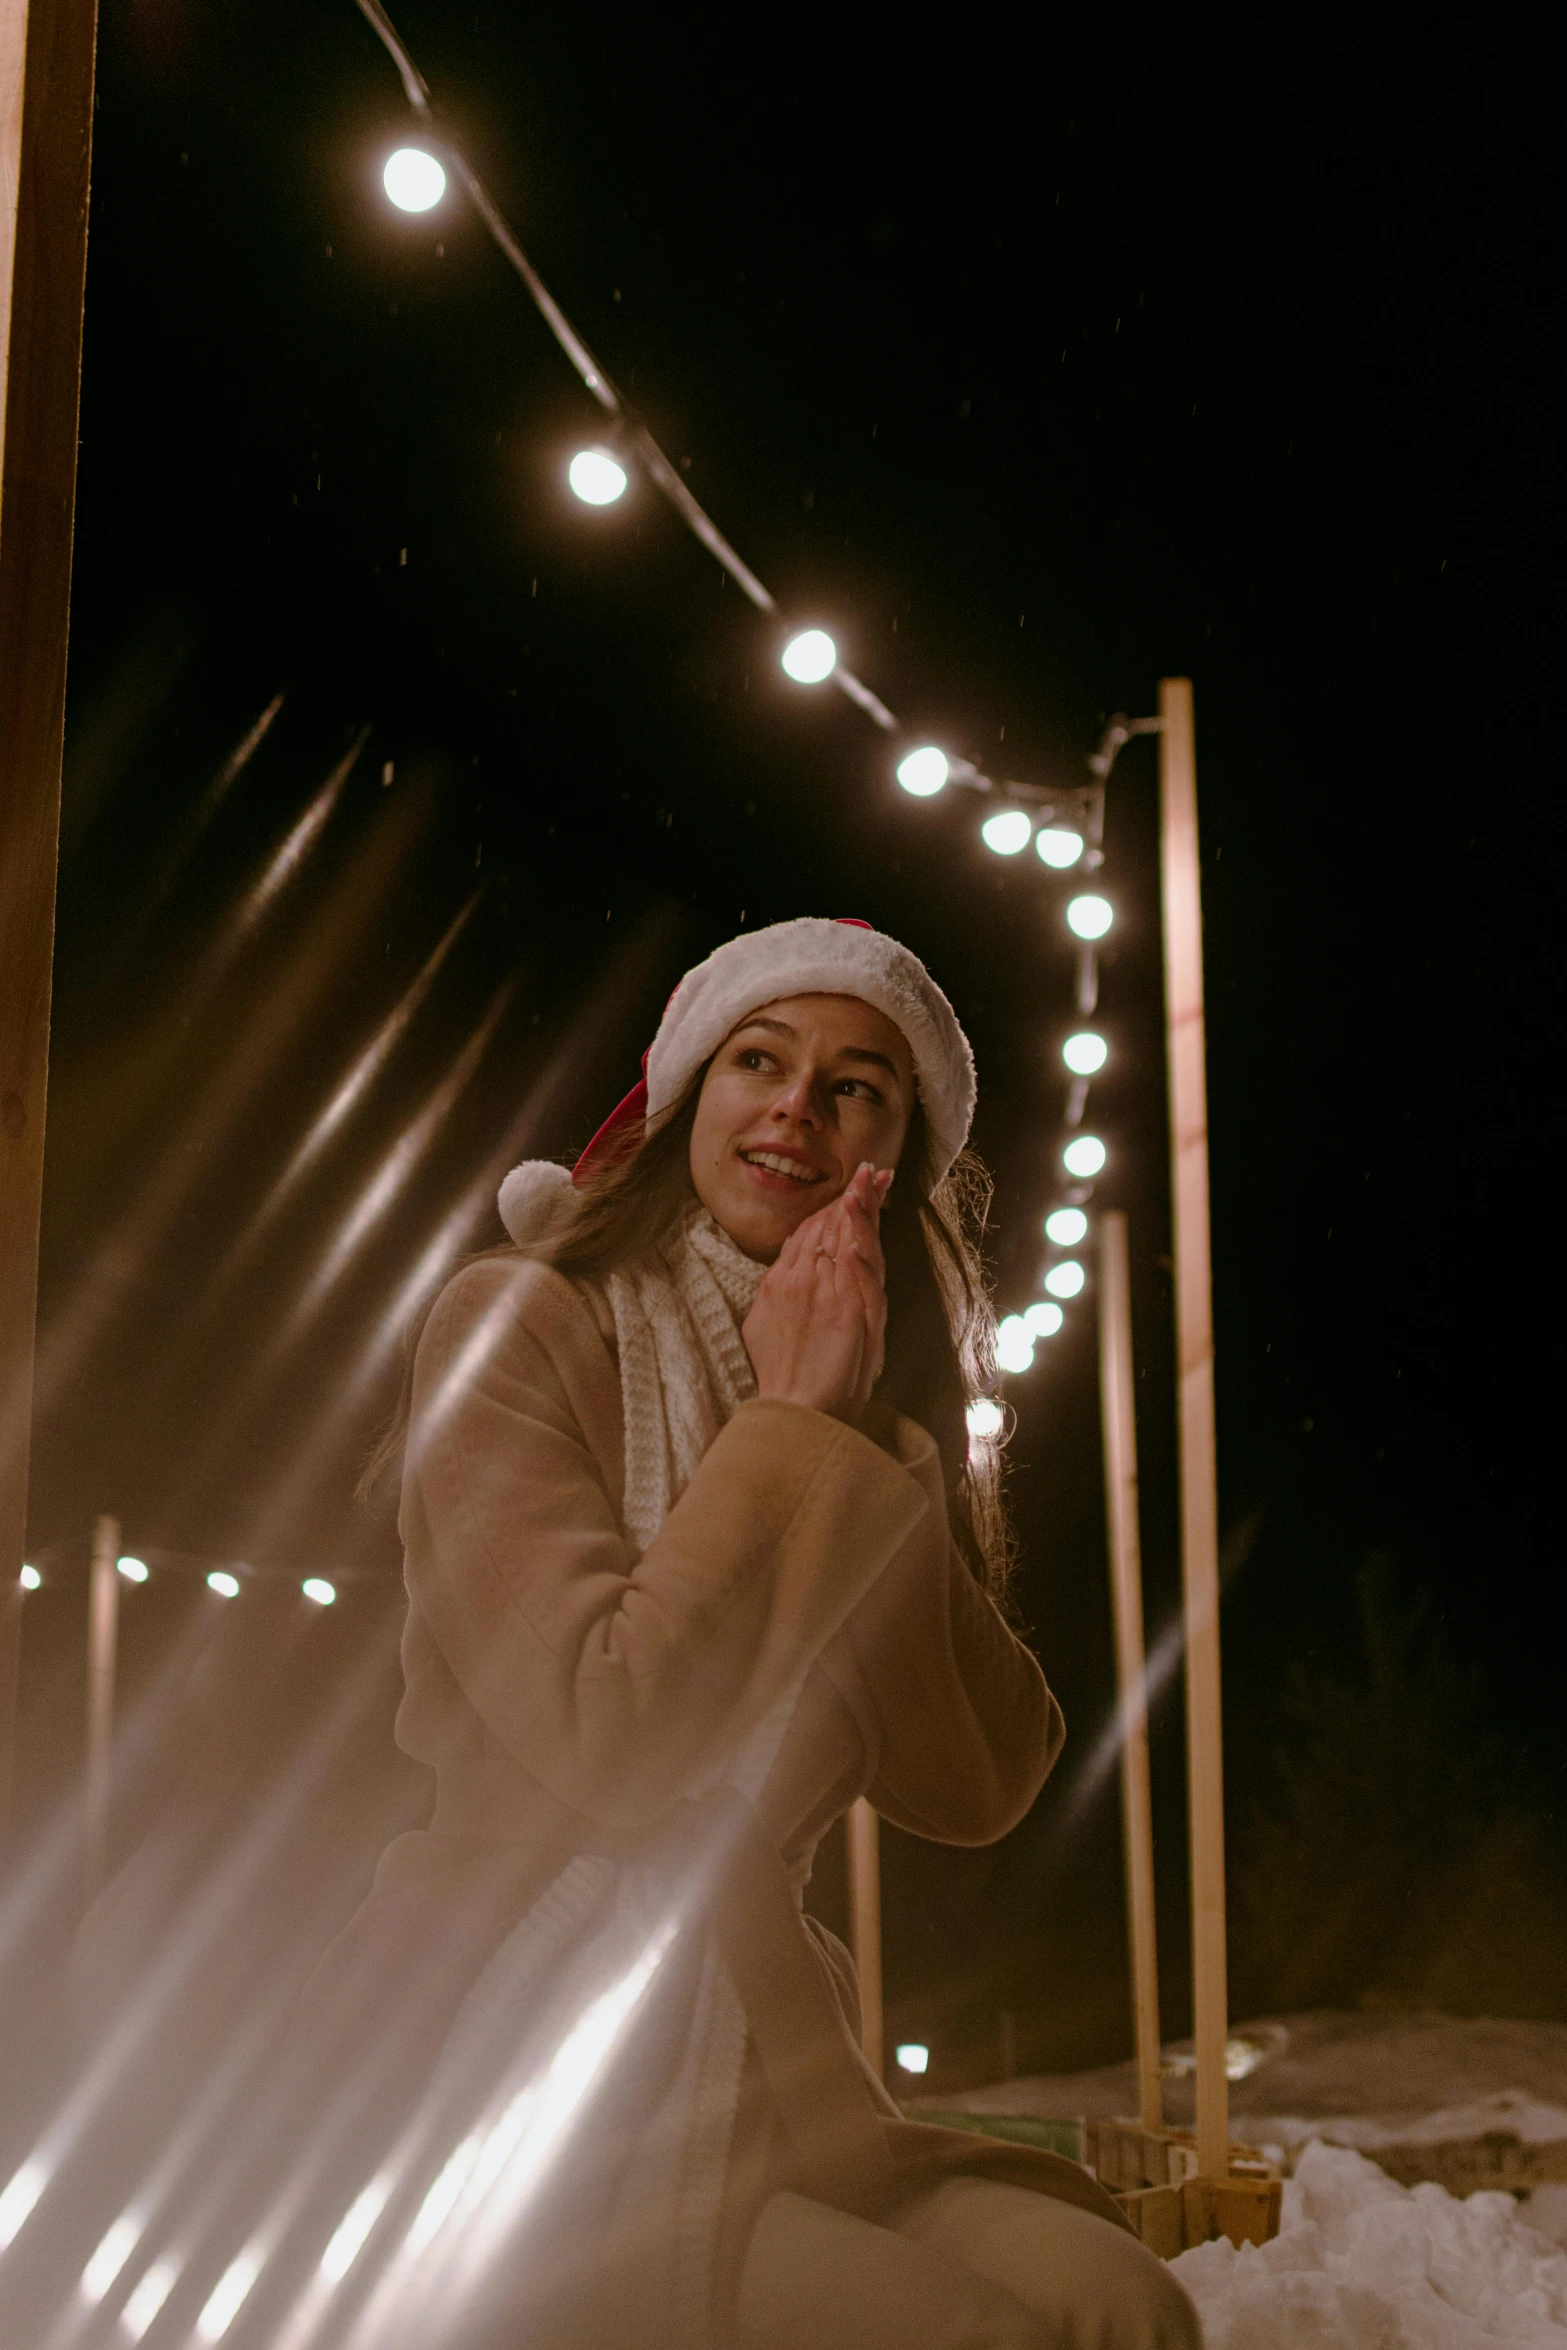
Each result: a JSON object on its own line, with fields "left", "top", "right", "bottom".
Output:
{"left": 307, "top": 1254, "right": 1124, "bottom": 2344}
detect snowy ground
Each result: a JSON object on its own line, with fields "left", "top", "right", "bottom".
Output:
{"left": 1172, "top": 2141, "right": 1567, "bottom": 2347}
{"left": 916, "top": 2012, "right": 1567, "bottom": 2342}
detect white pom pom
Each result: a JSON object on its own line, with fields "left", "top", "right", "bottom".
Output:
{"left": 497, "top": 1160, "right": 574, "bottom": 1245}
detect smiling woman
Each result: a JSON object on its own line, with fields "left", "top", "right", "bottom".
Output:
{"left": 303, "top": 918, "right": 1196, "bottom": 2350}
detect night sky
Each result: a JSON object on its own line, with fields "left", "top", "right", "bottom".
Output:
{"left": 17, "top": 3, "right": 1560, "bottom": 2080}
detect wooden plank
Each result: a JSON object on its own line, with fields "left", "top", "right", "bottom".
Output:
{"left": 846, "top": 1795, "right": 883, "bottom": 2079}
{"left": 1098, "top": 1208, "right": 1164, "bottom": 2133}
{"left": 0, "top": 0, "right": 99, "bottom": 1829}
{"left": 1158, "top": 676, "right": 1231, "bottom": 2177}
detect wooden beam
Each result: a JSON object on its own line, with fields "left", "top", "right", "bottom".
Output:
{"left": 0, "top": 0, "right": 99, "bottom": 1830}
{"left": 1098, "top": 1208, "right": 1164, "bottom": 2133}
{"left": 1158, "top": 676, "right": 1230, "bottom": 2177}
{"left": 846, "top": 1795, "right": 884, "bottom": 2080}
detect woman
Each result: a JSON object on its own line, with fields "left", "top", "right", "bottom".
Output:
{"left": 300, "top": 917, "right": 1198, "bottom": 2350}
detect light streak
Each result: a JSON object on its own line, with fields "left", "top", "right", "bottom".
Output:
{"left": 119, "top": 2257, "right": 179, "bottom": 2341}
{"left": 196, "top": 2248, "right": 263, "bottom": 2341}
{"left": 0, "top": 2158, "right": 47, "bottom": 2249}
{"left": 80, "top": 2213, "right": 142, "bottom": 2304}
{"left": 320, "top": 2178, "right": 393, "bottom": 2282}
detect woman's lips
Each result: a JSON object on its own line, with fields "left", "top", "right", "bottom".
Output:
{"left": 736, "top": 1147, "right": 828, "bottom": 1189}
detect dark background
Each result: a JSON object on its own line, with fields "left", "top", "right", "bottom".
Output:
{"left": 13, "top": 2, "right": 1562, "bottom": 2086}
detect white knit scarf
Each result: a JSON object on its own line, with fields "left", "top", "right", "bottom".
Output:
{"left": 606, "top": 1201, "right": 767, "bottom": 1559}
{"left": 391, "top": 1204, "right": 795, "bottom": 2350}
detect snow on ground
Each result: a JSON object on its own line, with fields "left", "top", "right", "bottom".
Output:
{"left": 1171, "top": 2141, "right": 1567, "bottom": 2347}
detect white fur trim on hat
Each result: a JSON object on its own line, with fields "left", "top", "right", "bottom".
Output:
{"left": 646, "top": 917, "right": 976, "bottom": 1180}
{"left": 497, "top": 1158, "right": 574, "bottom": 1245}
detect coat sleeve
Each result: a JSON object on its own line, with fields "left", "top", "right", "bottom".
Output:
{"left": 399, "top": 1257, "right": 933, "bottom": 1828}
{"left": 820, "top": 1411, "right": 1065, "bottom": 1846}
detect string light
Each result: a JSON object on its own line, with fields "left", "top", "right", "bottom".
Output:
{"left": 301, "top": 1578, "right": 337, "bottom": 1607}
{"left": 567, "top": 449, "right": 628, "bottom": 505}
{"left": 995, "top": 1316, "right": 1036, "bottom": 1374}
{"left": 1063, "top": 1134, "right": 1107, "bottom": 1178}
{"left": 1066, "top": 894, "right": 1113, "bottom": 941}
{"left": 19, "top": 1563, "right": 40, "bottom": 1591}
{"left": 1045, "top": 1207, "right": 1088, "bottom": 1246}
{"left": 1024, "top": 1301, "right": 1065, "bottom": 1337}
{"left": 980, "top": 809, "right": 1032, "bottom": 856}
{"left": 1044, "top": 1261, "right": 1085, "bottom": 1299}
{"left": 896, "top": 746, "right": 949, "bottom": 797}
{"left": 207, "top": 1571, "right": 241, "bottom": 1599}
{"left": 780, "top": 629, "right": 837, "bottom": 684}
{"left": 894, "top": 2043, "right": 930, "bottom": 2075}
{"left": 1062, "top": 1031, "right": 1107, "bottom": 1075}
{"left": 966, "top": 1397, "right": 1004, "bottom": 1439}
{"left": 116, "top": 1556, "right": 149, "bottom": 1584}
{"left": 1036, "top": 827, "right": 1085, "bottom": 869}
{"left": 382, "top": 147, "right": 446, "bottom": 213}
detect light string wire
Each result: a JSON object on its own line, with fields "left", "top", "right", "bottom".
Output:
{"left": 357, "top": 0, "right": 1158, "bottom": 1382}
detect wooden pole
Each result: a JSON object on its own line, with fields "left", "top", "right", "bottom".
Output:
{"left": 1158, "top": 676, "right": 1230, "bottom": 2177}
{"left": 82, "top": 1509, "right": 118, "bottom": 1907}
{"left": 846, "top": 1795, "right": 884, "bottom": 2080}
{"left": 0, "top": 0, "right": 101, "bottom": 1835}
{"left": 1098, "top": 1209, "right": 1163, "bottom": 2133}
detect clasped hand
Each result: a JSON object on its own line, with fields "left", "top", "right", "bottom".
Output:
{"left": 741, "top": 1162, "right": 893, "bottom": 1422}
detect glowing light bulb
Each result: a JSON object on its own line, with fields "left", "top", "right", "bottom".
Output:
{"left": 116, "top": 1556, "right": 148, "bottom": 1583}
{"left": 1036, "top": 827, "right": 1085, "bottom": 868}
{"left": 1062, "top": 1031, "right": 1107, "bottom": 1075}
{"left": 207, "top": 1571, "right": 240, "bottom": 1599}
{"left": 980, "top": 808, "right": 1032, "bottom": 855}
{"left": 1044, "top": 1260, "right": 1085, "bottom": 1299}
{"left": 382, "top": 147, "right": 446, "bottom": 214}
{"left": 995, "top": 1315, "right": 1036, "bottom": 1374}
{"left": 897, "top": 745, "right": 949, "bottom": 796}
{"left": 302, "top": 1578, "right": 336, "bottom": 1607}
{"left": 1024, "top": 1301, "right": 1064, "bottom": 1337}
{"left": 1045, "top": 1207, "right": 1088, "bottom": 1246}
{"left": 1066, "top": 894, "right": 1112, "bottom": 941}
{"left": 966, "top": 1397, "right": 1004, "bottom": 1440}
{"left": 568, "top": 449, "right": 628, "bottom": 505}
{"left": 19, "top": 1563, "right": 40, "bottom": 1591}
{"left": 895, "top": 2043, "right": 930, "bottom": 2075}
{"left": 1063, "top": 1134, "right": 1106, "bottom": 1178}
{"left": 781, "top": 629, "right": 837, "bottom": 683}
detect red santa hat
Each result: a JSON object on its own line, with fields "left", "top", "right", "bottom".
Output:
{"left": 499, "top": 916, "right": 976, "bottom": 1243}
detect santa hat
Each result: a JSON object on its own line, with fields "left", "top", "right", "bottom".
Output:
{"left": 498, "top": 916, "right": 976, "bottom": 1244}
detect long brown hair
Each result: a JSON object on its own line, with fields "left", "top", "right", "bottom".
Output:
{"left": 364, "top": 1068, "right": 1014, "bottom": 1598}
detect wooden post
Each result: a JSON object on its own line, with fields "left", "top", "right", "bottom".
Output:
{"left": 846, "top": 1795, "right": 884, "bottom": 2079}
{"left": 1098, "top": 1209, "right": 1163, "bottom": 2133}
{"left": 82, "top": 1509, "right": 118, "bottom": 1907}
{"left": 0, "top": 0, "right": 101, "bottom": 1834}
{"left": 1158, "top": 676, "right": 1230, "bottom": 2178}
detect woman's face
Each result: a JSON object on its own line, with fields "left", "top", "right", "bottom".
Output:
{"left": 689, "top": 992, "right": 915, "bottom": 1262}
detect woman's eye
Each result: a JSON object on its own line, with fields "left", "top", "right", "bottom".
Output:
{"left": 836, "top": 1079, "right": 883, "bottom": 1104}
{"left": 736, "top": 1049, "right": 776, "bottom": 1071}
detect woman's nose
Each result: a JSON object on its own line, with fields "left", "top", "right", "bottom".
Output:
{"left": 770, "top": 1073, "right": 825, "bottom": 1126}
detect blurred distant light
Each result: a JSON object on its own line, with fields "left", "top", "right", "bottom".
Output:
{"left": 1044, "top": 1260, "right": 1085, "bottom": 1299}
{"left": 895, "top": 2043, "right": 930, "bottom": 2075}
{"left": 1036, "top": 826, "right": 1085, "bottom": 868}
{"left": 116, "top": 1556, "right": 149, "bottom": 1584}
{"left": 0, "top": 2159, "right": 47, "bottom": 2251}
{"left": 81, "top": 2214, "right": 141, "bottom": 2305}
{"left": 966, "top": 1396, "right": 1004, "bottom": 1440}
{"left": 1066, "top": 894, "right": 1113, "bottom": 940}
{"left": 1045, "top": 1207, "right": 1088, "bottom": 1247}
{"left": 321, "top": 2178, "right": 392, "bottom": 2283}
{"left": 1062, "top": 1030, "right": 1108, "bottom": 1075}
{"left": 781, "top": 628, "right": 837, "bottom": 683}
{"left": 207, "top": 1571, "right": 240, "bottom": 1600}
{"left": 121, "top": 2259, "right": 179, "bottom": 2342}
{"left": 19, "top": 1563, "right": 40, "bottom": 1592}
{"left": 301, "top": 1578, "right": 336, "bottom": 1607}
{"left": 196, "top": 2250, "right": 260, "bottom": 2341}
{"left": 567, "top": 448, "right": 628, "bottom": 505}
{"left": 980, "top": 808, "right": 1032, "bottom": 856}
{"left": 382, "top": 147, "right": 446, "bottom": 213}
{"left": 1063, "top": 1134, "right": 1107, "bottom": 1178}
{"left": 995, "top": 1315, "right": 1036, "bottom": 1374}
{"left": 1024, "top": 1301, "right": 1065, "bottom": 1338}
{"left": 896, "top": 745, "right": 949, "bottom": 796}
